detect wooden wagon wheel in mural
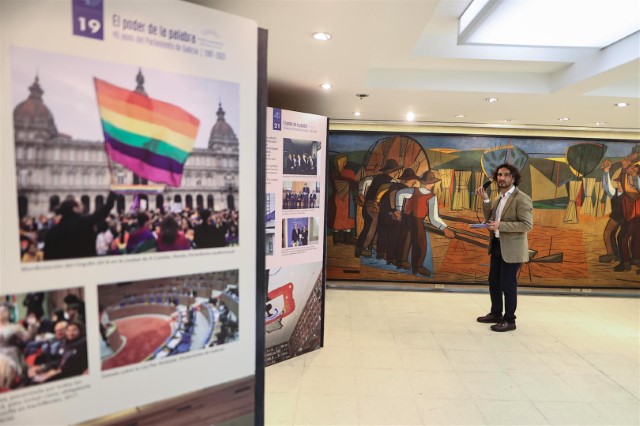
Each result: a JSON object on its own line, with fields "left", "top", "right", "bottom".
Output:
{"left": 360, "top": 135, "right": 430, "bottom": 178}
{"left": 356, "top": 135, "right": 430, "bottom": 236}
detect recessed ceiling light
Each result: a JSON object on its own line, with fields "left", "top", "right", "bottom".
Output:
{"left": 614, "top": 102, "right": 629, "bottom": 107}
{"left": 312, "top": 32, "right": 332, "bottom": 41}
{"left": 320, "top": 83, "right": 332, "bottom": 90}
{"left": 559, "top": 117, "right": 570, "bottom": 121}
{"left": 503, "top": 119, "right": 512, "bottom": 122}
{"left": 455, "top": 114, "right": 465, "bottom": 118}
{"left": 353, "top": 111, "right": 361, "bottom": 117}
{"left": 485, "top": 97, "right": 499, "bottom": 103}
{"left": 406, "top": 112, "right": 415, "bottom": 121}
{"left": 595, "top": 121, "right": 606, "bottom": 126}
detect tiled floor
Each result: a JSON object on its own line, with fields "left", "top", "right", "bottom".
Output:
{"left": 265, "top": 286, "right": 640, "bottom": 425}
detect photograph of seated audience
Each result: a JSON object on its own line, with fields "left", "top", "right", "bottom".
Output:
{"left": 18, "top": 199, "right": 239, "bottom": 263}
{"left": 98, "top": 270, "right": 239, "bottom": 371}
{"left": 282, "top": 138, "right": 321, "bottom": 176}
{"left": 0, "top": 289, "right": 88, "bottom": 392}
{"left": 282, "top": 181, "right": 320, "bottom": 210}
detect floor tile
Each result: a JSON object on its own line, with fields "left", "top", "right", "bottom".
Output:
{"left": 298, "top": 366, "right": 356, "bottom": 395}
{"left": 461, "top": 371, "right": 527, "bottom": 401}
{"left": 477, "top": 400, "right": 549, "bottom": 425}
{"left": 393, "top": 330, "right": 441, "bottom": 350}
{"left": 399, "top": 348, "right": 454, "bottom": 372}
{"left": 415, "top": 397, "right": 486, "bottom": 425}
{"left": 509, "top": 372, "right": 583, "bottom": 402}
{"left": 265, "top": 392, "right": 298, "bottom": 426}
{"left": 591, "top": 402, "right": 640, "bottom": 425}
{"left": 433, "top": 332, "right": 484, "bottom": 351}
{"left": 293, "top": 392, "right": 358, "bottom": 425}
{"left": 533, "top": 401, "right": 602, "bottom": 425}
{"left": 353, "top": 346, "right": 404, "bottom": 370}
{"left": 560, "top": 373, "right": 638, "bottom": 403}
{"left": 445, "top": 349, "right": 503, "bottom": 373}
{"left": 357, "top": 395, "right": 423, "bottom": 425}
{"left": 355, "top": 368, "right": 413, "bottom": 397}
{"left": 407, "top": 371, "right": 471, "bottom": 399}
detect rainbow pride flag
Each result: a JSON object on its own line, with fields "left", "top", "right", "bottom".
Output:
{"left": 94, "top": 78, "right": 200, "bottom": 187}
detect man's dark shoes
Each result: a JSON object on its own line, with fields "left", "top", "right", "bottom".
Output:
{"left": 414, "top": 267, "right": 432, "bottom": 277}
{"left": 477, "top": 313, "right": 503, "bottom": 323}
{"left": 491, "top": 321, "right": 516, "bottom": 332}
{"left": 599, "top": 254, "right": 617, "bottom": 263}
{"left": 613, "top": 261, "right": 631, "bottom": 272}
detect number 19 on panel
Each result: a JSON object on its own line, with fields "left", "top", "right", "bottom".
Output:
{"left": 72, "top": 0, "right": 104, "bottom": 40}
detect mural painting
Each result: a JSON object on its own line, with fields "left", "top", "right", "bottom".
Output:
{"left": 327, "top": 132, "right": 640, "bottom": 289}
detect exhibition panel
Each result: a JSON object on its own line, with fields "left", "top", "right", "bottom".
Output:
{"left": 0, "top": 0, "right": 263, "bottom": 424}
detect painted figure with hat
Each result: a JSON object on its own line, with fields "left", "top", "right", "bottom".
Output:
{"left": 327, "top": 154, "right": 358, "bottom": 245}
{"left": 374, "top": 168, "right": 419, "bottom": 264}
{"left": 355, "top": 159, "right": 403, "bottom": 258}
{"left": 602, "top": 148, "right": 640, "bottom": 273}
{"left": 393, "top": 170, "right": 455, "bottom": 277}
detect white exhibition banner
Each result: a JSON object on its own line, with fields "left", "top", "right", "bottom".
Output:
{"left": 265, "top": 108, "right": 327, "bottom": 365}
{"left": 0, "top": 1, "right": 257, "bottom": 424}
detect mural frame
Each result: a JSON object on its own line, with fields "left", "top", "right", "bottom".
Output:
{"left": 326, "top": 129, "right": 640, "bottom": 291}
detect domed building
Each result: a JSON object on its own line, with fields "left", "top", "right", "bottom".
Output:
{"left": 14, "top": 72, "right": 239, "bottom": 218}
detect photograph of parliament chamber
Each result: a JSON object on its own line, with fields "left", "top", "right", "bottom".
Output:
{"left": 1, "top": 0, "right": 638, "bottom": 425}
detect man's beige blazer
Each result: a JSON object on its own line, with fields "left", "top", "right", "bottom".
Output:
{"left": 482, "top": 187, "right": 533, "bottom": 263}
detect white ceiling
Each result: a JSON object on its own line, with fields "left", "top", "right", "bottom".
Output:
{"left": 193, "top": 0, "right": 640, "bottom": 133}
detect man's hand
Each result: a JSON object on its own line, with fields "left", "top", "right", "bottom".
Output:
{"left": 475, "top": 186, "right": 490, "bottom": 201}
{"left": 392, "top": 210, "right": 401, "bottom": 221}
{"left": 486, "top": 220, "right": 500, "bottom": 231}
{"left": 443, "top": 228, "right": 455, "bottom": 239}
{"left": 600, "top": 159, "right": 612, "bottom": 173}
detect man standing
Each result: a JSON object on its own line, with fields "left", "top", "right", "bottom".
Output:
{"left": 475, "top": 163, "right": 533, "bottom": 332}
{"left": 291, "top": 223, "right": 300, "bottom": 247}
{"left": 355, "top": 159, "right": 403, "bottom": 258}
{"left": 394, "top": 171, "right": 455, "bottom": 276}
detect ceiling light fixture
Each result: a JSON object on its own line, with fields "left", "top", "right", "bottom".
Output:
{"left": 614, "top": 102, "right": 629, "bottom": 107}
{"left": 312, "top": 32, "right": 332, "bottom": 41}
{"left": 503, "top": 119, "right": 512, "bottom": 122}
{"left": 353, "top": 111, "right": 362, "bottom": 117}
{"left": 459, "top": 0, "right": 640, "bottom": 48}
{"left": 320, "top": 83, "right": 332, "bottom": 90}
{"left": 455, "top": 114, "right": 465, "bottom": 118}
{"left": 595, "top": 121, "right": 606, "bottom": 126}
{"left": 485, "top": 97, "right": 498, "bottom": 103}
{"left": 406, "top": 112, "right": 415, "bottom": 121}
{"left": 559, "top": 117, "right": 570, "bottom": 121}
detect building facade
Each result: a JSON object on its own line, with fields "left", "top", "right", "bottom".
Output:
{"left": 14, "top": 73, "right": 239, "bottom": 218}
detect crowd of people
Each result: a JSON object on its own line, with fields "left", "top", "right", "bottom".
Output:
{"left": 284, "top": 153, "right": 317, "bottom": 175}
{"left": 18, "top": 192, "right": 239, "bottom": 262}
{"left": 0, "top": 292, "right": 88, "bottom": 392}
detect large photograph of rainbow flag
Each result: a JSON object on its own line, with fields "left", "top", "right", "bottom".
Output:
{"left": 11, "top": 46, "right": 240, "bottom": 262}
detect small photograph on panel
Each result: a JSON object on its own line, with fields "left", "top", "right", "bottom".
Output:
{"left": 283, "top": 181, "right": 320, "bottom": 210}
{"left": 265, "top": 193, "right": 275, "bottom": 256}
{"left": 282, "top": 217, "right": 321, "bottom": 248}
{"left": 282, "top": 138, "right": 321, "bottom": 176}
{"left": 265, "top": 262, "right": 323, "bottom": 366}
{"left": 98, "top": 270, "right": 239, "bottom": 371}
{"left": 12, "top": 46, "right": 240, "bottom": 264}
{"left": 0, "top": 287, "right": 88, "bottom": 392}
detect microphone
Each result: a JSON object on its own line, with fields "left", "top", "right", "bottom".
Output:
{"left": 482, "top": 180, "right": 492, "bottom": 190}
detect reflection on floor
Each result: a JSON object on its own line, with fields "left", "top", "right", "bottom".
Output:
{"left": 266, "top": 286, "right": 639, "bottom": 425}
